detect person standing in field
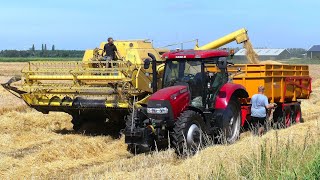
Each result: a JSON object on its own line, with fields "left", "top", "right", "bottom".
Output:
{"left": 250, "top": 86, "right": 276, "bottom": 136}
{"left": 103, "top": 37, "right": 122, "bottom": 60}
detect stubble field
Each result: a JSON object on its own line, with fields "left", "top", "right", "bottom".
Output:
{"left": 0, "top": 62, "right": 319, "bottom": 179}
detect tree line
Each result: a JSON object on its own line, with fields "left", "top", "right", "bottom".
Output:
{"left": 0, "top": 44, "right": 308, "bottom": 59}
{"left": 0, "top": 44, "right": 84, "bottom": 58}
{"left": 286, "top": 48, "right": 307, "bottom": 58}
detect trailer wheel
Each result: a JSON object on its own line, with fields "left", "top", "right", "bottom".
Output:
{"left": 281, "top": 107, "right": 292, "bottom": 128}
{"left": 217, "top": 98, "right": 241, "bottom": 144}
{"left": 171, "top": 110, "right": 205, "bottom": 156}
{"left": 292, "top": 104, "right": 302, "bottom": 124}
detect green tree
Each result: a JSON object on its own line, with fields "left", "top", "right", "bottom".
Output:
{"left": 287, "top": 48, "right": 306, "bottom": 58}
{"left": 32, "top": 44, "right": 35, "bottom": 52}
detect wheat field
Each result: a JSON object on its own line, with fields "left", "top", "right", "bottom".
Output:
{"left": 0, "top": 62, "right": 319, "bottom": 179}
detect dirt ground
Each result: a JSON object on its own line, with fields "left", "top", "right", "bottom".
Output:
{"left": 0, "top": 62, "right": 319, "bottom": 179}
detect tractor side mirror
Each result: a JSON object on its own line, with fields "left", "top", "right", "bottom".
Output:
{"left": 217, "top": 57, "right": 227, "bottom": 69}
{"left": 144, "top": 59, "right": 151, "bottom": 69}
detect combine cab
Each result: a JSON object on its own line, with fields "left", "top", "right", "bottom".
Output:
{"left": 124, "top": 50, "right": 311, "bottom": 155}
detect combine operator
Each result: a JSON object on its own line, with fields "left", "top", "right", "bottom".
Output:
{"left": 102, "top": 37, "right": 122, "bottom": 68}
{"left": 103, "top": 37, "right": 122, "bottom": 60}
{"left": 250, "top": 86, "right": 276, "bottom": 136}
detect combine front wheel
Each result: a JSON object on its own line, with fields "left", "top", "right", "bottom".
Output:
{"left": 71, "top": 116, "right": 84, "bottom": 132}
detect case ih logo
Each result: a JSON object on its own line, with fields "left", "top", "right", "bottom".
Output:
{"left": 175, "top": 56, "right": 186, "bottom": 58}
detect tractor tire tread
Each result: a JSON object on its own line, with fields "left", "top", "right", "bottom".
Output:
{"left": 171, "top": 110, "right": 203, "bottom": 155}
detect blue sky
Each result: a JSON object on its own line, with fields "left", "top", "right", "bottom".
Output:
{"left": 0, "top": 0, "right": 319, "bottom": 50}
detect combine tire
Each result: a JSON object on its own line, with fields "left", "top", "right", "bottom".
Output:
{"left": 171, "top": 110, "right": 205, "bottom": 156}
{"left": 217, "top": 98, "right": 241, "bottom": 144}
{"left": 71, "top": 116, "right": 84, "bottom": 132}
{"left": 71, "top": 112, "right": 126, "bottom": 137}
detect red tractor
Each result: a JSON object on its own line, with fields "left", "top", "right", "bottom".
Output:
{"left": 124, "top": 49, "right": 249, "bottom": 155}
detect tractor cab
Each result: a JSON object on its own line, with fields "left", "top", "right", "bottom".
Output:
{"left": 161, "top": 50, "right": 232, "bottom": 109}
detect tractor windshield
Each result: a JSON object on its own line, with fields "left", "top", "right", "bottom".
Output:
{"left": 163, "top": 60, "right": 204, "bottom": 105}
{"left": 163, "top": 60, "right": 202, "bottom": 87}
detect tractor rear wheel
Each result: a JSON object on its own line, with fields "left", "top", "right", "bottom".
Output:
{"left": 171, "top": 110, "right": 205, "bottom": 156}
{"left": 217, "top": 98, "right": 241, "bottom": 144}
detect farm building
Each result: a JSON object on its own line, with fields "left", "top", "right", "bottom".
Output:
{"left": 235, "top": 48, "right": 291, "bottom": 60}
{"left": 307, "top": 45, "right": 320, "bottom": 59}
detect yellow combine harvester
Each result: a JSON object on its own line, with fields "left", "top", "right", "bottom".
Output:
{"left": 3, "top": 40, "right": 169, "bottom": 131}
{"left": 2, "top": 29, "right": 249, "bottom": 132}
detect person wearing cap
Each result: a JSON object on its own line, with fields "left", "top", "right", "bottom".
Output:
{"left": 250, "top": 86, "right": 276, "bottom": 135}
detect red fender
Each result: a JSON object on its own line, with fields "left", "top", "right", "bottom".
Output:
{"left": 215, "top": 83, "right": 248, "bottom": 109}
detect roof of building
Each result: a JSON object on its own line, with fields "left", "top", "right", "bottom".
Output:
{"left": 235, "top": 48, "right": 289, "bottom": 56}
{"left": 307, "top": 45, "right": 320, "bottom": 52}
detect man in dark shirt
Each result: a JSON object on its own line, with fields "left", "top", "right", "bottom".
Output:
{"left": 103, "top": 37, "right": 122, "bottom": 60}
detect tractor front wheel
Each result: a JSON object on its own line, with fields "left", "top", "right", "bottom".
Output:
{"left": 171, "top": 110, "right": 205, "bottom": 156}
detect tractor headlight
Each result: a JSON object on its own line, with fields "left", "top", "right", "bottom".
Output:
{"left": 147, "top": 107, "right": 169, "bottom": 114}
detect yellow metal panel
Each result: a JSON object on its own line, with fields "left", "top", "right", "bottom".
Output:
{"left": 105, "top": 103, "right": 129, "bottom": 108}
{"left": 28, "top": 74, "right": 126, "bottom": 81}
{"left": 82, "top": 50, "right": 94, "bottom": 63}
